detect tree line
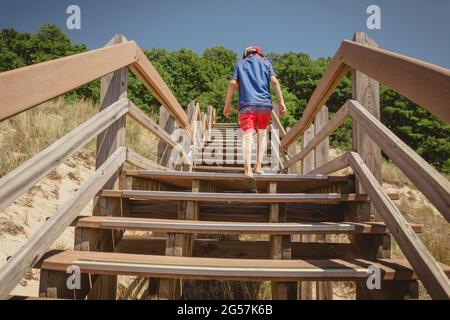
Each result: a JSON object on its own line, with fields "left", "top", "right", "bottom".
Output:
{"left": 1, "top": 25, "right": 448, "bottom": 172}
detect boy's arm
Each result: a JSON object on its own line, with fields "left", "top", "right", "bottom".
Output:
{"left": 270, "top": 76, "right": 286, "bottom": 117}
{"left": 223, "top": 79, "right": 237, "bottom": 118}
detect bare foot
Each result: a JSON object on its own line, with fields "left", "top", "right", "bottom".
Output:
{"left": 254, "top": 166, "right": 263, "bottom": 174}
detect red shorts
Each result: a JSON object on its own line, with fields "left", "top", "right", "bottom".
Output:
{"left": 239, "top": 111, "right": 272, "bottom": 134}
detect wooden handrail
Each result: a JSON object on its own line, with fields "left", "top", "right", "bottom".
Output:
{"left": 126, "top": 148, "right": 168, "bottom": 171}
{"left": 281, "top": 44, "right": 349, "bottom": 149}
{"left": 341, "top": 40, "right": 450, "bottom": 124}
{"left": 0, "top": 98, "right": 129, "bottom": 213}
{"left": 348, "top": 152, "right": 450, "bottom": 300}
{"left": 309, "top": 152, "right": 349, "bottom": 175}
{"left": 284, "top": 101, "right": 349, "bottom": 168}
{"left": 0, "top": 147, "right": 127, "bottom": 300}
{"left": 281, "top": 39, "right": 450, "bottom": 149}
{"left": 348, "top": 100, "right": 450, "bottom": 222}
{"left": 0, "top": 42, "right": 136, "bottom": 122}
{"left": 0, "top": 40, "right": 192, "bottom": 138}
{"left": 128, "top": 102, "right": 190, "bottom": 164}
{"left": 130, "top": 47, "right": 192, "bottom": 140}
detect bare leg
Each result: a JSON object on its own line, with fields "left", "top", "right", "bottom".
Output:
{"left": 255, "top": 128, "right": 267, "bottom": 173}
{"left": 242, "top": 132, "right": 254, "bottom": 177}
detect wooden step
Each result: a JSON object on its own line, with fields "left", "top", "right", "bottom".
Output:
{"left": 100, "top": 190, "right": 399, "bottom": 203}
{"left": 126, "top": 170, "right": 350, "bottom": 192}
{"left": 75, "top": 216, "right": 422, "bottom": 234}
{"left": 39, "top": 250, "right": 450, "bottom": 281}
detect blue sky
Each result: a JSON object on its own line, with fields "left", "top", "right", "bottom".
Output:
{"left": 1, "top": 0, "right": 449, "bottom": 67}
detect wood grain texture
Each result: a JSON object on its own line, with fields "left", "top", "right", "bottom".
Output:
{"left": 348, "top": 100, "right": 450, "bottom": 222}
{"left": 342, "top": 39, "right": 450, "bottom": 124}
{"left": 38, "top": 250, "right": 450, "bottom": 281}
{"left": 348, "top": 151, "right": 450, "bottom": 300}
{"left": 0, "top": 41, "right": 136, "bottom": 121}
{"left": 281, "top": 45, "right": 350, "bottom": 149}
{"left": 0, "top": 98, "right": 128, "bottom": 213}
{"left": 285, "top": 102, "right": 349, "bottom": 169}
{"left": 0, "top": 147, "right": 126, "bottom": 300}
{"left": 129, "top": 47, "right": 192, "bottom": 137}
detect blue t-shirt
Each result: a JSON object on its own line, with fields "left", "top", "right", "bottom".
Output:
{"left": 231, "top": 54, "right": 276, "bottom": 114}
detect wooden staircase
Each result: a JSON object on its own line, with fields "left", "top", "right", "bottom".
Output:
{"left": 1, "top": 32, "right": 449, "bottom": 300}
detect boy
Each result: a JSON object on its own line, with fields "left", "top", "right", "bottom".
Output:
{"left": 223, "top": 46, "right": 286, "bottom": 189}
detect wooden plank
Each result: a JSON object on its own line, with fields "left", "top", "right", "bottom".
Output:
{"left": 126, "top": 148, "right": 168, "bottom": 171}
{"left": 0, "top": 147, "right": 126, "bottom": 300}
{"left": 115, "top": 236, "right": 357, "bottom": 259}
{"left": 314, "top": 106, "right": 333, "bottom": 300}
{"left": 39, "top": 250, "right": 450, "bottom": 281}
{"left": 352, "top": 32, "right": 382, "bottom": 202}
{"left": 348, "top": 100, "right": 450, "bottom": 222}
{"left": 341, "top": 39, "right": 450, "bottom": 124}
{"left": 285, "top": 103, "right": 349, "bottom": 169}
{"left": 300, "top": 123, "right": 315, "bottom": 299}
{"left": 129, "top": 47, "right": 192, "bottom": 138}
{"left": 101, "top": 190, "right": 398, "bottom": 203}
{"left": 281, "top": 45, "right": 350, "bottom": 149}
{"left": 348, "top": 151, "right": 450, "bottom": 300}
{"left": 309, "top": 153, "right": 349, "bottom": 175}
{"left": 0, "top": 41, "right": 136, "bottom": 121}
{"left": 128, "top": 102, "right": 190, "bottom": 164}
{"left": 271, "top": 104, "right": 287, "bottom": 138}
{"left": 126, "top": 170, "right": 348, "bottom": 183}
{"left": 0, "top": 98, "right": 128, "bottom": 213}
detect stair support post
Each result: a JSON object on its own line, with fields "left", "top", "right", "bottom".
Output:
{"left": 90, "top": 34, "right": 129, "bottom": 300}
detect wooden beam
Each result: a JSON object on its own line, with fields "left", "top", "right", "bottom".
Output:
{"left": 341, "top": 40, "right": 450, "bottom": 124}
{"left": 101, "top": 190, "right": 398, "bottom": 203}
{"left": 348, "top": 100, "right": 450, "bottom": 222}
{"left": 0, "top": 98, "right": 129, "bottom": 213}
{"left": 129, "top": 47, "right": 192, "bottom": 139}
{"left": 285, "top": 102, "right": 349, "bottom": 169}
{"left": 348, "top": 151, "right": 450, "bottom": 300}
{"left": 128, "top": 102, "right": 190, "bottom": 164}
{"left": 0, "top": 41, "right": 136, "bottom": 122}
{"left": 0, "top": 147, "right": 126, "bottom": 300}
{"left": 126, "top": 148, "right": 168, "bottom": 171}
{"left": 351, "top": 32, "right": 382, "bottom": 204}
{"left": 309, "top": 153, "right": 349, "bottom": 175}
{"left": 281, "top": 45, "right": 350, "bottom": 149}
{"left": 39, "top": 250, "right": 450, "bottom": 281}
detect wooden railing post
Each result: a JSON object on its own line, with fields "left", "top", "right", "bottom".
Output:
{"left": 90, "top": 34, "right": 129, "bottom": 300}
{"left": 314, "top": 106, "right": 333, "bottom": 300}
{"left": 351, "top": 32, "right": 382, "bottom": 215}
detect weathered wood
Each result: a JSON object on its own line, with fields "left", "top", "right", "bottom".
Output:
{"left": 126, "top": 148, "right": 168, "bottom": 171}
{"left": 0, "top": 42, "right": 136, "bottom": 121}
{"left": 299, "top": 123, "right": 315, "bottom": 299}
{"left": 40, "top": 250, "right": 450, "bottom": 281}
{"left": 0, "top": 98, "right": 128, "bottom": 213}
{"left": 314, "top": 106, "right": 333, "bottom": 300}
{"left": 281, "top": 45, "right": 350, "bottom": 149}
{"left": 341, "top": 40, "right": 450, "bottom": 124}
{"left": 285, "top": 103, "right": 349, "bottom": 169}
{"left": 348, "top": 100, "right": 450, "bottom": 222}
{"left": 352, "top": 32, "right": 382, "bottom": 203}
{"left": 129, "top": 47, "right": 192, "bottom": 137}
{"left": 309, "top": 152, "right": 349, "bottom": 175}
{"left": 74, "top": 216, "right": 421, "bottom": 235}
{"left": 116, "top": 236, "right": 357, "bottom": 259}
{"left": 0, "top": 147, "right": 126, "bottom": 299}
{"left": 348, "top": 151, "right": 450, "bottom": 300}
{"left": 91, "top": 34, "right": 128, "bottom": 300}
{"left": 128, "top": 102, "right": 190, "bottom": 164}
{"left": 100, "top": 190, "right": 398, "bottom": 203}
{"left": 269, "top": 182, "right": 297, "bottom": 299}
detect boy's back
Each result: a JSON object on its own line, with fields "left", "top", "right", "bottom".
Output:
{"left": 232, "top": 54, "right": 276, "bottom": 114}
